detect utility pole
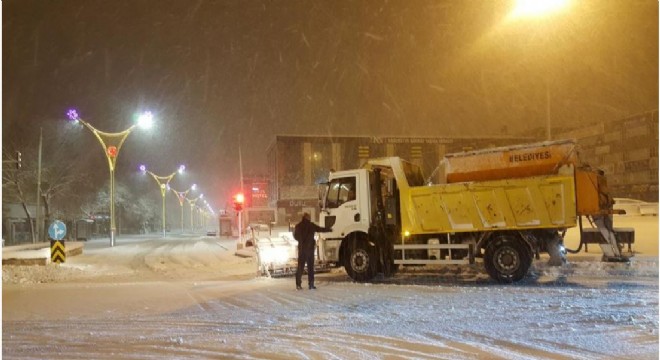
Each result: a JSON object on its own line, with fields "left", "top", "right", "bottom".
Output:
{"left": 238, "top": 136, "right": 244, "bottom": 245}
{"left": 35, "top": 128, "right": 43, "bottom": 243}
{"left": 546, "top": 82, "right": 552, "bottom": 141}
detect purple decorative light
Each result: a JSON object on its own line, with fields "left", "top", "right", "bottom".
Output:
{"left": 178, "top": 165, "right": 186, "bottom": 174}
{"left": 139, "top": 165, "right": 147, "bottom": 172}
{"left": 67, "top": 109, "right": 79, "bottom": 121}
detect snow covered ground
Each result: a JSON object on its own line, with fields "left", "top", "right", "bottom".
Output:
{"left": 2, "top": 217, "right": 658, "bottom": 360}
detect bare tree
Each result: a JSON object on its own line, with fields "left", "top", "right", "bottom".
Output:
{"left": 39, "top": 163, "right": 89, "bottom": 230}
{"left": 82, "top": 180, "right": 160, "bottom": 235}
{"left": 3, "top": 119, "right": 95, "bottom": 243}
{"left": 2, "top": 148, "right": 37, "bottom": 242}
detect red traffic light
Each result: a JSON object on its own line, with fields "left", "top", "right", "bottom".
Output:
{"left": 233, "top": 193, "right": 244, "bottom": 211}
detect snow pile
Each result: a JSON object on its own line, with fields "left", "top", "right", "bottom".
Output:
{"left": 532, "top": 255, "right": 659, "bottom": 280}
{"left": 3, "top": 263, "right": 88, "bottom": 285}
{"left": 2, "top": 236, "right": 257, "bottom": 285}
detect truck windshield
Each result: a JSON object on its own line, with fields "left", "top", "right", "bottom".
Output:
{"left": 326, "top": 177, "right": 356, "bottom": 208}
{"left": 401, "top": 161, "right": 425, "bottom": 187}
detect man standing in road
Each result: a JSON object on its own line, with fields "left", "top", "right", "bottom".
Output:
{"left": 293, "top": 212, "right": 331, "bottom": 290}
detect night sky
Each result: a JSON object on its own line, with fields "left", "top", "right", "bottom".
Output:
{"left": 3, "top": 0, "right": 658, "bottom": 209}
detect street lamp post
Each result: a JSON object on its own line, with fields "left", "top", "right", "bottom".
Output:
{"left": 186, "top": 194, "right": 203, "bottom": 233}
{"left": 67, "top": 109, "right": 153, "bottom": 247}
{"left": 140, "top": 165, "right": 185, "bottom": 238}
{"left": 171, "top": 184, "right": 197, "bottom": 233}
{"left": 508, "top": 0, "right": 570, "bottom": 141}
{"left": 204, "top": 201, "right": 217, "bottom": 235}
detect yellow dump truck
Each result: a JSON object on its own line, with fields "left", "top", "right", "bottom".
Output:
{"left": 317, "top": 139, "right": 632, "bottom": 283}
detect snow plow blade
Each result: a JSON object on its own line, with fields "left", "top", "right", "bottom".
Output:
{"left": 255, "top": 232, "right": 331, "bottom": 277}
{"left": 255, "top": 233, "right": 298, "bottom": 277}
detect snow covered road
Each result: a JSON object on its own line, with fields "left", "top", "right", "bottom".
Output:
{"left": 3, "top": 235, "right": 658, "bottom": 359}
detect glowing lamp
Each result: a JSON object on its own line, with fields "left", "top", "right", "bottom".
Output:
{"left": 233, "top": 193, "right": 245, "bottom": 212}
{"left": 107, "top": 146, "right": 118, "bottom": 158}
{"left": 66, "top": 109, "right": 80, "bottom": 122}
{"left": 137, "top": 111, "right": 154, "bottom": 129}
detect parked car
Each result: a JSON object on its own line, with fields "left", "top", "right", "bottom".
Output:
{"left": 613, "top": 198, "right": 658, "bottom": 216}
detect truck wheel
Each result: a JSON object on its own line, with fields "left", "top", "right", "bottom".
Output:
{"left": 484, "top": 235, "right": 532, "bottom": 283}
{"left": 344, "top": 240, "right": 378, "bottom": 282}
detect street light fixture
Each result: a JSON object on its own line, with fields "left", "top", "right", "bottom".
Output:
{"left": 171, "top": 184, "right": 197, "bottom": 233}
{"left": 67, "top": 109, "right": 153, "bottom": 247}
{"left": 140, "top": 164, "right": 185, "bottom": 238}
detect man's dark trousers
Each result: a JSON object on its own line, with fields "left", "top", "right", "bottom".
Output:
{"left": 296, "top": 248, "right": 315, "bottom": 288}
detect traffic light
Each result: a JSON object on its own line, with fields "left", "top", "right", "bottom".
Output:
{"left": 233, "top": 193, "right": 244, "bottom": 212}
{"left": 16, "top": 151, "right": 21, "bottom": 169}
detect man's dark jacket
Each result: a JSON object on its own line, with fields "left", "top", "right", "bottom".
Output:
{"left": 293, "top": 218, "right": 330, "bottom": 252}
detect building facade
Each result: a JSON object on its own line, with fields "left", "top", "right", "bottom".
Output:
{"left": 555, "top": 110, "right": 658, "bottom": 202}
{"left": 266, "top": 111, "right": 658, "bottom": 224}
{"left": 241, "top": 175, "right": 270, "bottom": 208}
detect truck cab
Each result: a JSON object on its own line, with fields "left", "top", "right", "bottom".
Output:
{"left": 318, "top": 159, "right": 415, "bottom": 280}
{"left": 318, "top": 169, "right": 371, "bottom": 264}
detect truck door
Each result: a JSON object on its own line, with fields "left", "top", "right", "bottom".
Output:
{"left": 323, "top": 176, "right": 360, "bottom": 239}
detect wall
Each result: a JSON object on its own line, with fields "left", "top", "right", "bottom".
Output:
{"left": 556, "top": 110, "right": 658, "bottom": 202}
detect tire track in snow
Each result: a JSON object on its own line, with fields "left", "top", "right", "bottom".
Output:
{"left": 454, "top": 330, "right": 607, "bottom": 360}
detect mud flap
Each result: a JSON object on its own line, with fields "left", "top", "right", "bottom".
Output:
{"left": 380, "top": 229, "right": 397, "bottom": 277}
{"left": 369, "top": 224, "right": 396, "bottom": 277}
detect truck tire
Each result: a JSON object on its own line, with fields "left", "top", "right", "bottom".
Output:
{"left": 484, "top": 235, "right": 532, "bottom": 283}
{"left": 344, "top": 239, "right": 378, "bottom": 282}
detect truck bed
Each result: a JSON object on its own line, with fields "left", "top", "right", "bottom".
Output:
{"left": 404, "top": 174, "right": 577, "bottom": 234}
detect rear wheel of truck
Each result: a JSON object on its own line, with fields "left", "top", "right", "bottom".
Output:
{"left": 484, "top": 235, "right": 532, "bottom": 283}
{"left": 344, "top": 239, "right": 378, "bottom": 282}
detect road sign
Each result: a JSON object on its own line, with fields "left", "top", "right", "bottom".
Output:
{"left": 48, "top": 220, "right": 66, "bottom": 241}
{"left": 51, "top": 241, "right": 66, "bottom": 263}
